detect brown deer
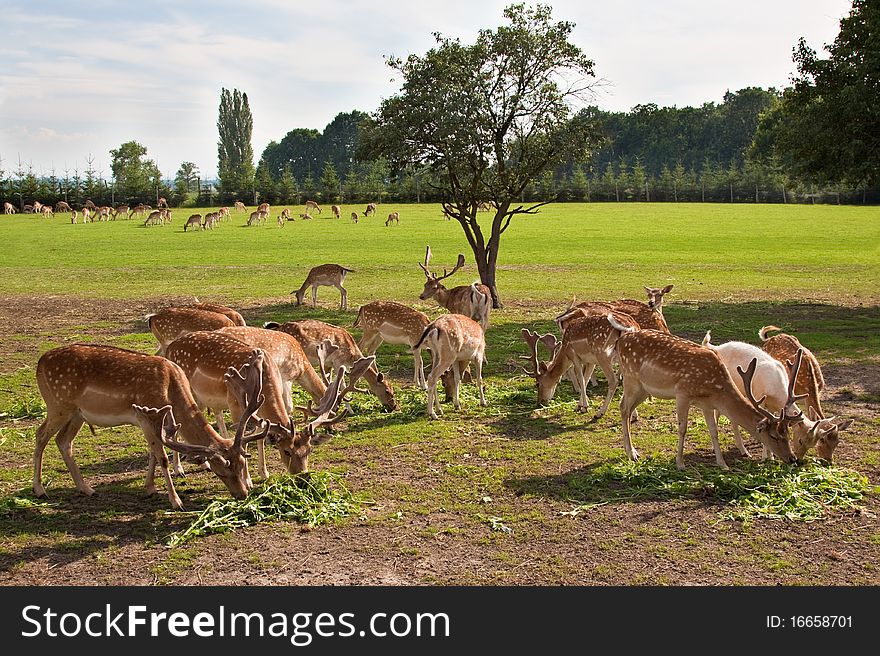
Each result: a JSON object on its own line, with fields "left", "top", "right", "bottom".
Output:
{"left": 363, "top": 202, "right": 377, "bottom": 217}
{"left": 385, "top": 211, "right": 399, "bottom": 226}
{"left": 558, "top": 285, "right": 674, "bottom": 335}
{"left": 3, "top": 201, "right": 15, "bottom": 214}
{"left": 305, "top": 200, "right": 322, "bottom": 214}
{"left": 234, "top": 201, "right": 247, "bottom": 212}
{"left": 70, "top": 210, "right": 78, "bottom": 224}
{"left": 414, "top": 314, "right": 486, "bottom": 419}
{"left": 165, "top": 331, "right": 296, "bottom": 479}
{"left": 247, "top": 210, "right": 267, "bottom": 226}
{"left": 184, "top": 213, "right": 203, "bottom": 231}
{"left": 113, "top": 205, "right": 130, "bottom": 219}
{"left": 521, "top": 310, "right": 640, "bottom": 418}
{"left": 33, "top": 344, "right": 258, "bottom": 509}
{"left": 55, "top": 201, "right": 72, "bottom": 213}
{"left": 292, "top": 264, "right": 354, "bottom": 310}
{"left": 355, "top": 301, "right": 431, "bottom": 388}
{"left": 184, "top": 301, "right": 246, "bottom": 326}
{"left": 203, "top": 212, "right": 220, "bottom": 230}
{"left": 419, "top": 246, "right": 491, "bottom": 331}
{"left": 759, "top": 325, "right": 826, "bottom": 420}
{"left": 265, "top": 319, "right": 398, "bottom": 411}
{"left": 146, "top": 306, "right": 236, "bottom": 355}
{"left": 157, "top": 197, "right": 168, "bottom": 208}
{"left": 331, "top": 205, "right": 341, "bottom": 219}
{"left": 280, "top": 208, "right": 292, "bottom": 222}
{"left": 608, "top": 314, "right": 800, "bottom": 469}
{"left": 350, "top": 212, "right": 359, "bottom": 223}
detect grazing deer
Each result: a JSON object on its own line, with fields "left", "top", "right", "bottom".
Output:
{"left": 161, "top": 208, "right": 172, "bottom": 223}
{"left": 608, "top": 315, "right": 799, "bottom": 469}
{"left": 129, "top": 204, "right": 147, "bottom": 219}
{"left": 184, "top": 213, "right": 203, "bottom": 231}
{"left": 164, "top": 332, "right": 298, "bottom": 480}
{"left": 350, "top": 212, "right": 359, "bottom": 223}
{"left": 759, "top": 325, "right": 826, "bottom": 420}
{"left": 299, "top": 212, "right": 313, "bottom": 220}
{"left": 257, "top": 202, "right": 270, "bottom": 214}
{"left": 33, "top": 201, "right": 43, "bottom": 214}
{"left": 355, "top": 301, "right": 431, "bottom": 388}
{"left": 703, "top": 331, "right": 852, "bottom": 462}
{"left": 96, "top": 206, "right": 112, "bottom": 222}
{"left": 218, "top": 207, "right": 230, "bottom": 220}
{"left": 247, "top": 210, "right": 268, "bottom": 226}
{"left": 265, "top": 320, "right": 398, "bottom": 411}
{"left": 203, "top": 212, "right": 220, "bottom": 230}
{"left": 146, "top": 306, "right": 236, "bottom": 355}
{"left": 363, "top": 202, "right": 377, "bottom": 217}
{"left": 559, "top": 285, "right": 674, "bottom": 335}
{"left": 55, "top": 201, "right": 72, "bottom": 213}
{"left": 292, "top": 263, "right": 354, "bottom": 310}
{"left": 33, "top": 344, "right": 257, "bottom": 509}
{"left": 279, "top": 208, "right": 292, "bottom": 222}
{"left": 385, "top": 211, "right": 400, "bottom": 226}
{"left": 113, "top": 204, "right": 130, "bottom": 219}
{"left": 234, "top": 200, "right": 247, "bottom": 212}
{"left": 70, "top": 210, "right": 78, "bottom": 224}
{"left": 157, "top": 196, "right": 168, "bottom": 208}
{"left": 331, "top": 204, "right": 341, "bottom": 219}
{"left": 184, "top": 301, "right": 246, "bottom": 326}
{"left": 81, "top": 207, "right": 92, "bottom": 223}
{"left": 521, "top": 310, "right": 640, "bottom": 417}
{"left": 414, "top": 314, "right": 486, "bottom": 419}
{"left": 3, "top": 201, "right": 15, "bottom": 214}
{"left": 419, "top": 246, "right": 491, "bottom": 331}
{"left": 144, "top": 210, "right": 164, "bottom": 226}
{"left": 40, "top": 205, "right": 54, "bottom": 218}
{"left": 305, "top": 200, "right": 322, "bottom": 214}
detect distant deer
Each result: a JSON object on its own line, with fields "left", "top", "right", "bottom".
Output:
{"left": 3, "top": 202, "right": 15, "bottom": 214}
{"left": 70, "top": 210, "right": 78, "bottom": 224}
{"left": 184, "top": 213, "right": 203, "bottom": 231}
{"left": 350, "top": 212, "right": 359, "bottom": 223}
{"left": 331, "top": 204, "right": 341, "bottom": 219}
{"left": 292, "top": 264, "right": 354, "bottom": 310}
{"left": 419, "top": 246, "right": 491, "bottom": 331}
{"left": 385, "top": 211, "right": 400, "bottom": 226}
{"left": 247, "top": 210, "right": 268, "bottom": 226}
{"left": 55, "top": 201, "right": 72, "bottom": 213}
{"left": 279, "top": 208, "right": 292, "bottom": 222}
{"left": 234, "top": 201, "right": 247, "bottom": 212}
{"left": 363, "top": 202, "right": 377, "bottom": 217}
{"left": 305, "top": 200, "right": 322, "bottom": 214}
{"left": 157, "top": 197, "right": 168, "bottom": 208}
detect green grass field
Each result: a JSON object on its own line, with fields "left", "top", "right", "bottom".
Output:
{"left": 0, "top": 202, "right": 877, "bottom": 585}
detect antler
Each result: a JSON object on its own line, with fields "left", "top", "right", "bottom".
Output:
{"left": 782, "top": 348, "right": 808, "bottom": 421}
{"left": 435, "top": 254, "right": 466, "bottom": 282}
{"left": 297, "top": 356, "right": 376, "bottom": 434}
{"left": 736, "top": 358, "right": 780, "bottom": 423}
{"left": 223, "top": 350, "right": 267, "bottom": 450}
{"left": 133, "top": 403, "right": 225, "bottom": 463}
{"left": 419, "top": 245, "right": 434, "bottom": 278}
{"left": 315, "top": 339, "right": 339, "bottom": 386}
{"left": 521, "top": 329, "right": 541, "bottom": 376}
{"left": 538, "top": 333, "right": 560, "bottom": 359}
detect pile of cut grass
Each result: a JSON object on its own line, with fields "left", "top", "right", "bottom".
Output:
{"left": 166, "top": 472, "right": 359, "bottom": 547}
{"left": 570, "top": 457, "right": 873, "bottom": 523}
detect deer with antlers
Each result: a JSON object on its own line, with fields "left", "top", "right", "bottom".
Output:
{"left": 608, "top": 314, "right": 799, "bottom": 469}
{"left": 355, "top": 301, "right": 431, "bottom": 389}
{"left": 558, "top": 285, "right": 674, "bottom": 335}
{"left": 264, "top": 320, "right": 398, "bottom": 411}
{"left": 521, "top": 310, "right": 640, "bottom": 418}
{"left": 414, "top": 314, "right": 486, "bottom": 419}
{"left": 419, "top": 246, "right": 491, "bottom": 331}
{"left": 759, "top": 326, "right": 826, "bottom": 420}
{"left": 703, "top": 331, "right": 852, "bottom": 462}
{"left": 146, "top": 306, "right": 237, "bottom": 355}
{"left": 33, "top": 344, "right": 258, "bottom": 509}
{"left": 292, "top": 263, "right": 355, "bottom": 310}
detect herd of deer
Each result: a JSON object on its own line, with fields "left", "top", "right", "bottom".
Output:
{"left": 31, "top": 244, "right": 850, "bottom": 511}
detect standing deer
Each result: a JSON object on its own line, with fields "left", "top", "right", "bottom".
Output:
{"left": 331, "top": 205, "right": 341, "bottom": 219}
{"left": 146, "top": 306, "right": 236, "bottom": 355}
{"left": 280, "top": 208, "right": 292, "bottom": 222}
{"left": 234, "top": 201, "right": 247, "bottom": 212}
{"left": 157, "top": 197, "right": 168, "bottom": 208}
{"left": 292, "top": 264, "right": 354, "bottom": 310}
{"left": 203, "top": 212, "right": 220, "bottom": 230}
{"left": 54, "top": 201, "right": 72, "bottom": 213}
{"left": 521, "top": 310, "right": 640, "bottom": 418}
{"left": 184, "top": 213, "right": 203, "bottom": 231}
{"left": 385, "top": 211, "right": 400, "bottom": 226}
{"left": 81, "top": 207, "right": 92, "bottom": 223}
{"left": 144, "top": 210, "right": 164, "bottom": 226}
{"left": 305, "top": 200, "right": 322, "bottom": 214}
{"left": 218, "top": 207, "right": 230, "bottom": 220}
{"left": 759, "top": 325, "right": 826, "bottom": 420}
{"left": 363, "top": 202, "right": 377, "bottom": 217}
{"left": 40, "top": 205, "right": 54, "bottom": 218}
{"left": 350, "top": 212, "right": 359, "bottom": 223}
{"left": 558, "top": 285, "right": 674, "bottom": 335}
{"left": 355, "top": 301, "right": 431, "bottom": 388}
{"left": 419, "top": 246, "right": 491, "bottom": 331}
{"left": 184, "top": 301, "right": 246, "bottom": 326}
{"left": 247, "top": 210, "right": 268, "bottom": 226}
{"left": 415, "top": 314, "right": 486, "bottom": 419}
{"left": 33, "top": 344, "right": 256, "bottom": 509}
{"left": 3, "top": 202, "right": 15, "bottom": 214}
{"left": 70, "top": 210, "right": 78, "bottom": 224}
{"left": 113, "top": 204, "right": 130, "bottom": 219}
{"left": 608, "top": 314, "right": 799, "bottom": 469}
{"left": 264, "top": 320, "right": 398, "bottom": 411}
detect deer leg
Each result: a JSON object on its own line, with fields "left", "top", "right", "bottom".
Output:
{"left": 141, "top": 425, "right": 183, "bottom": 510}
{"left": 425, "top": 350, "right": 448, "bottom": 419}
{"left": 675, "top": 397, "right": 692, "bottom": 470}
{"left": 336, "top": 284, "right": 347, "bottom": 310}
{"left": 702, "top": 406, "right": 729, "bottom": 469}
{"left": 729, "top": 414, "right": 752, "bottom": 458}
{"left": 585, "top": 364, "right": 598, "bottom": 388}
{"left": 311, "top": 285, "right": 318, "bottom": 307}
{"left": 33, "top": 412, "right": 78, "bottom": 497}
{"left": 474, "top": 356, "right": 486, "bottom": 407}
{"left": 594, "top": 356, "right": 618, "bottom": 419}
{"left": 53, "top": 416, "right": 90, "bottom": 495}
{"left": 452, "top": 360, "right": 463, "bottom": 410}
{"left": 620, "top": 382, "right": 648, "bottom": 461}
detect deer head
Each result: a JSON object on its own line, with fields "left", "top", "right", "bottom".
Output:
{"left": 419, "top": 245, "right": 466, "bottom": 300}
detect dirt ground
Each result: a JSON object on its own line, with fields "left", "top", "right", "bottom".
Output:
{"left": 0, "top": 295, "right": 877, "bottom": 586}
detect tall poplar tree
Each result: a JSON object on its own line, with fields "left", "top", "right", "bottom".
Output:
{"left": 217, "top": 88, "right": 256, "bottom": 202}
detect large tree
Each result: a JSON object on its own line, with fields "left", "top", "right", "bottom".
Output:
{"left": 361, "top": 3, "right": 602, "bottom": 307}
{"left": 217, "top": 88, "right": 256, "bottom": 202}
{"left": 753, "top": 0, "right": 879, "bottom": 188}
{"left": 110, "top": 142, "right": 162, "bottom": 204}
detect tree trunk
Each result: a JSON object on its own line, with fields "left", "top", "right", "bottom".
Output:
{"left": 473, "top": 243, "right": 503, "bottom": 309}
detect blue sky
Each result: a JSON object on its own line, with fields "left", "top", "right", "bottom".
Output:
{"left": 0, "top": 0, "right": 851, "bottom": 180}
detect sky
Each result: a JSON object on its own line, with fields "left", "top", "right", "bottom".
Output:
{"left": 0, "top": 0, "right": 852, "bottom": 180}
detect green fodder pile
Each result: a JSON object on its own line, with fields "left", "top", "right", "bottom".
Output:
{"left": 570, "top": 457, "right": 874, "bottom": 523}
{"left": 167, "top": 472, "right": 359, "bottom": 547}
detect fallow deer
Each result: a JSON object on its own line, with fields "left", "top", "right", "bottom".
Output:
{"left": 247, "top": 210, "right": 267, "bottom": 226}
{"left": 3, "top": 201, "right": 15, "bottom": 214}
{"left": 144, "top": 210, "right": 164, "bottom": 226}
{"left": 70, "top": 210, "right": 78, "bottom": 224}
{"left": 759, "top": 325, "right": 826, "bottom": 420}
{"left": 521, "top": 310, "right": 640, "bottom": 418}
{"left": 33, "top": 344, "right": 258, "bottom": 509}
{"left": 129, "top": 204, "right": 147, "bottom": 219}
{"left": 81, "top": 207, "right": 92, "bottom": 223}
{"left": 558, "top": 285, "right": 674, "bottom": 335}
{"left": 184, "top": 213, "right": 203, "bottom": 231}
{"left": 363, "top": 202, "right": 377, "bottom": 217}
{"left": 354, "top": 301, "right": 430, "bottom": 388}
{"left": 146, "top": 306, "right": 236, "bottom": 355}
{"left": 414, "top": 314, "right": 486, "bottom": 419}
{"left": 234, "top": 200, "right": 247, "bottom": 212}
{"left": 385, "top": 211, "right": 400, "bottom": 226}
{"left": 280, "top": 208, "right": 292, "bottom": 222}
{"left": 608, "top": 315, "right": 799, "bottom": 469}
{"left": 292, "top": 264, "right": 354, "bottom": 310}
{"left": 264, "top": 319, "right": 398, "bottom": 411}
{"left": 218, "top": 207, "right": 230, "bottom": 220}
{"left": 305, "top": 200, "right": 322, "bottom": 214}
{"left": 183, "top": 301, "right": 246, "bottom": 326}
{"left": 350, "top": 212, "right": 359, "bottom": 223}
{"left": 703, "top": 331, "right": 853, "bottom": 462}
{"left": 419, "top": 246, "right": 491, "bottom": 331}
{"left": 55, "top": 201, "right": 72, "bottom": 213}
{"left": 203, "top": 212, "right": 220, "bottom": 230}
{"left": 113, "top": 205, "right": 130, "bottom": 219}
{"left": 331, "top": 205, "right": 341, "bottom": 219}
{"left": 157, "top": 196, "right": 168, "bottom": 208}
{"left": 41, "top": 205, "right": 54, "bottom": 218}
{"left": 164, "top": 331, "right": 297, "bottom": 480}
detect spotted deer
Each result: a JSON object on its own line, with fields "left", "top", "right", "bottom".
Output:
{"left": 385, "top": 211, "right": 400, "bottom": 226}
{"left": 759, "top": 326, "right": 826, "bottom": 421}
{"left": 292, "top": 264, "right": 354, "bottom": 310}
{"left": 146, "top": 306, "right": 236, "bottom": 355}
{"left": 609, "top": 315, "right": 799, "bottom": 469}
{"left": 363, "top": 202, "right": 377, "bottom": 217}
{"left": 113, "top": 205, "right": 130, "bottom": 219}
{"left": 33, "top": 344, "right": 257, "bottom": 509}
{"left": 355, "top": 301, "right": 431, "bottom": 388}
{"left": 521, "top": 310, "right": 640, "bottom": 418}
{"left": 247, "top": 210, "right": 268, "bottom": 226}
{"left": 4, "top": 202, "right": 15, "bottom": 214}
{"left": 414, "top": 314, "right": 486, "bottom": 419}
{"left": 264, "top": 319, "right": 398, "bottom": 411}
{"left": 184, "top": 213, "right": 203, "bottom": 231}
{"left": 419, "top": 246, "right": 491, "bottom": 331}
{"left": 305, "top": 200, "right": 322, "bottom": 214}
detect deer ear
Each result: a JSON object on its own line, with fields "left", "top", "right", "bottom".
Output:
{"left": 376, "top": 372, "right": 384, "bottom": 383}
{"left": 834, "top": 418, "right": 854, "bottom": 431}
{"left": 662, "top": 284, "right": 674, "bottom": 294}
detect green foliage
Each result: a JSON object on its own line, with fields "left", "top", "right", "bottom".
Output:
{"left": 166, "top": 472, "right": 359, "bottom": 547}
{"left": 217, "top": 88, "right": 256, "bottom": 202}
